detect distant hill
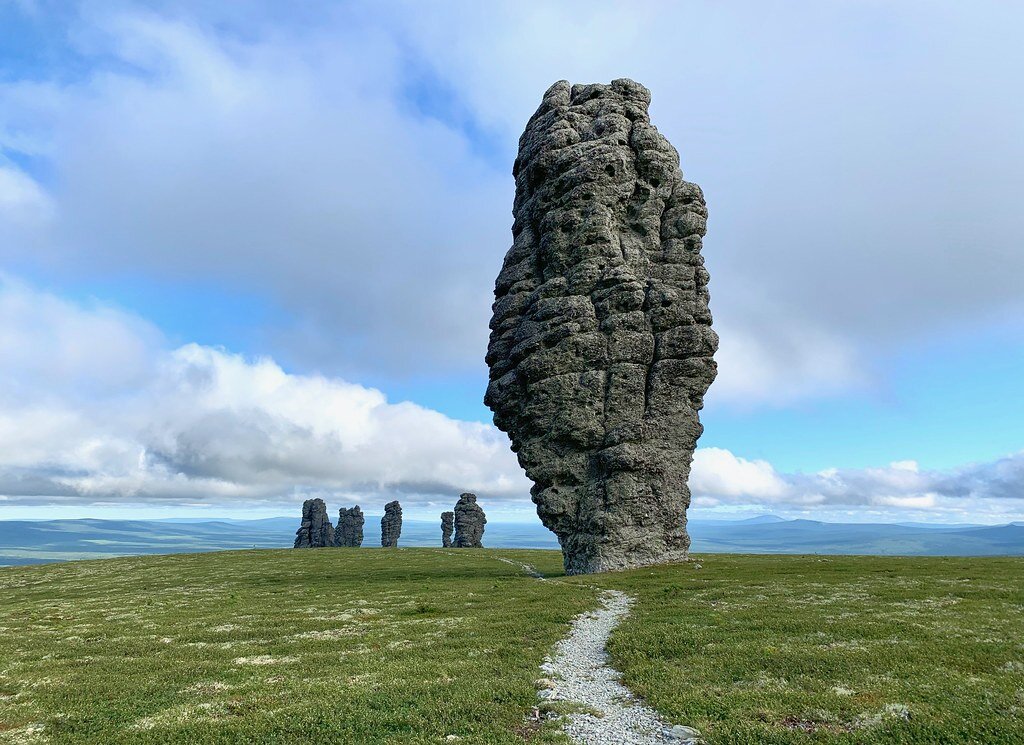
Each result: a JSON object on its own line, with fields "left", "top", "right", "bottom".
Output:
{"left": 690, "top": 518, "right": 1024, "bottom": 556}
{"left": 1, "top": 515, "right": 1021, "bottom": 565}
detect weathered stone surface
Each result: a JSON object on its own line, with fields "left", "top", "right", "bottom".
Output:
{"left": 453, "top": 493, "right": 486, "bottom": 548}
{"left": 335, "top": 505, "right": 364, "bottom": 547}
{"left": 380, "top": 500, "right": 402, "bottom": 547}
{"left": 441, "top": 511, "right": 454, "bottom": 548}
{"left": 293, "top": 498, "right": 335, "bottom": 548}
{"left": 484, "top": 79, "right": 717, "bottom": 574}
{"left": 452, "top": 495, "right": 487, "bottom": 548}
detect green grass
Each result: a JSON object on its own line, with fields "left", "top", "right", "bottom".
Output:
{"left": 603, "top": 555, "right": 1024, "bottom": 744}
{"left": 0, "top": 549, "right": 594, "bottom": 744}
{"left": 1, "top": 550, "right": 1022, "bottom": 744}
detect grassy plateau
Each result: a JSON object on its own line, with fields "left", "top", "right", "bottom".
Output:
{"left": 0, "top": 549, "right": 1021, "bottom": 744}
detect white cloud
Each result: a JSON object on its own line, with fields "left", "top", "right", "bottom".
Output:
{"left": 0, "top": 274, "right": 160, "bottom": 399}
{"left": 1, "top": 2, "right": 1022, "bottom": 404}
{"left": 691, "top": 447, "right": 1024, "bottom": 519}
{"left": 710, "top": 317, "right": 865, "bottom": 407}
{"left": 0, "top": 280, "right": 529, "bottom": 511}
{"left": 0, "top": 165, "right": 52, "bottom": 228}
{"left": 690, "top": 448, "right": 787, "bottom": 500}
{"left": 0, "top": 8, "right": 508, "bottom": 378}
{"left": 0, "top": 277, "right": 1022, "bottom": 520}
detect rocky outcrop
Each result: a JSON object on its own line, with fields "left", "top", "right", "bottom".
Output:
{"left": 293, "top": 498, "right": 335, "bottom": 548}
{"left": 441, "top": 511, "right": 454, "bottom": 548}
{"left": 484, "top": 79, "right": 717, "bottom": 574}
{"left": 381, "top": 500, "right": 402, "bottom": 547}
{"left": 453, "top": 493, "right": 486, "bottom": 548}
{"left": 335, "top": 506, "right": 364, "bottom": 547}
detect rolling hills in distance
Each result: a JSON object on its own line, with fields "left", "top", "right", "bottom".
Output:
{"left": 1, "top": 514, "right": 1021, "bottom": 566}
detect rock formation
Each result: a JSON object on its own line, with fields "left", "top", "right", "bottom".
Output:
{"left": 484, "top": 79, "right": 717, "bottom": 574}
{"left": 441, "top": 511, "right": 454, "bottom": 548}
{"left": 380, "top": 500, "right": 402, "bottom": 547}
{"left": 293, "top": 498, "right": 335, "bottom": 548}
{"left": 453, "top": 493, "right": 486, "bottom": 548}
{"left": 335, "top": 506, "right": 364, "bottom": 547}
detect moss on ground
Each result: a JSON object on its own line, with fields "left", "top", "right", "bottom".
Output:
{"left": 1, "top": 550, "right": 1021, "bottom": 743}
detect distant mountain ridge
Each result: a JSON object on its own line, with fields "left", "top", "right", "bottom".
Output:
{"left": 1, "top": 515, "right": 1021, "bottom": 566}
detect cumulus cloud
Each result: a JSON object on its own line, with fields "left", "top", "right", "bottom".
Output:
{"left": 0, "top": 280, "right": 529, "bottom": 512}
{"left": 0, "top": 3, "right": 1022, "bottom": 520}
{"left": 0, "top": 6, "right": 508, "bottom": 377}
{"left": 711, "top": 317, "right": 865, "bottom": 407}
{"left": 690, "top": 448, "right": 787, "bottom": 500}
{"left": 1, "top": 1, "right": 1022, "bottom": 405}
{"left": 379, "top": 0, "right": 1024, "bottom": 402}
{"left": 0, "top": 274, "right": 161, "bottom": 398}
{"left": 690, "top": 446, "right": 1024, "bottom": 520}
{"left": 2, "top": 278, "right": 1021, "bottom": 520}
{"left": 0, "top": 166, "right": 53, "bottom": 250}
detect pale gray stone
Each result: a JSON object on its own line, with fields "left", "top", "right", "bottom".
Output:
{"left": 664, "top": 724, "right": 702, "bottom": 741}
{"left": 485, "top": 79, "right": 717, "bottom": 574}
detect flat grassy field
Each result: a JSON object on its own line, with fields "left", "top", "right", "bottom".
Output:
{"left": 603, "top": 555, "right": 1024, "bottom": 744}
{"left": 1, "top": 550, "right": 1021, "bottom": 744}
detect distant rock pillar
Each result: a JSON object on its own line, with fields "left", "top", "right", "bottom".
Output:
{"left": 335, "top": 506, "right": 365, "bottom": 547}
{"left": 381, "top": 500, "right": 403, "bottom": 547}
{"left": 293, "top": 498, "right": 335, "bottom": 548}
{"left": 441, "top": 511, "right": 454, "bottom": 547}
{"left": 453, "top": 493, "right": 486, "bottom": 548}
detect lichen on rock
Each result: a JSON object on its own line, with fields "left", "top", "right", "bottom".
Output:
{"left": 484, "top": 79, "right": 717, "bottom": 574}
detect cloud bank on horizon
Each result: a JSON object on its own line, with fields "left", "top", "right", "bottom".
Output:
{"left": 1, "top": 278, "right": 1022, "bottom": 523}
{"left": 1, "top": 1, "right": 1023, "bottom": 521}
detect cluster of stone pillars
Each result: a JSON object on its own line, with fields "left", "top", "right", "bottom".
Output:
{"left": 293, "top": 499, "right": 400, "bottom": 548}
{"left": 442, "top": 493, "right": 487, "bottom": 548}
{"left": 292, "top": 494, "right": 487, "bottom": 549}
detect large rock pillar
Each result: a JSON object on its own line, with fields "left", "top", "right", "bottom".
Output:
{"left": 484, "top": 79, "right": 717, "bottom": 574}
{"left": 452, "top": 493, "right": 486, "bottom": 548}
{"left": 335, "top": 506, "right": 364, "bottom": 547}
{"left": 293, "top": 498, "right": 335, "bottom": 548}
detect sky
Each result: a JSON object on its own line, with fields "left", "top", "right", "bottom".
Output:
{"left": 1, "top": 0, "right": 1022, "bottom": 524}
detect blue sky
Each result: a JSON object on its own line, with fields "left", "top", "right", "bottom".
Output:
{"left": 1, "top": 0, "right": 1023, "bottom": 524}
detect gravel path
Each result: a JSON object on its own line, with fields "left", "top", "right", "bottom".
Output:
{"left": 541, "top": 590, "right": 701, "bottom": 744}
{"left": 492, "top": 556, "right": 546, "bottom": 580}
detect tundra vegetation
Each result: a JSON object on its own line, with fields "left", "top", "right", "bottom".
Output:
{"left": 0, "top": 551, "right": 1021, "bottom": 743}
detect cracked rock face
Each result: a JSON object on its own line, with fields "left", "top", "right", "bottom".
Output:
{"left": 453, "top": 493, "right": 486, "bottom": 548}
{"left": 484, "top": 79, "right": 717, "bottom": 575}
{"left": 335, "top": 506, "right": 364, "bottom": 547}
{"left": 441, "top": 511, "right": 454, "bottom": 548}
{"left": 380, "top": 500, "right": 402, "bottom": 547}
{"left": 293, "top": 498, "right": 335, "bottom": 548}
